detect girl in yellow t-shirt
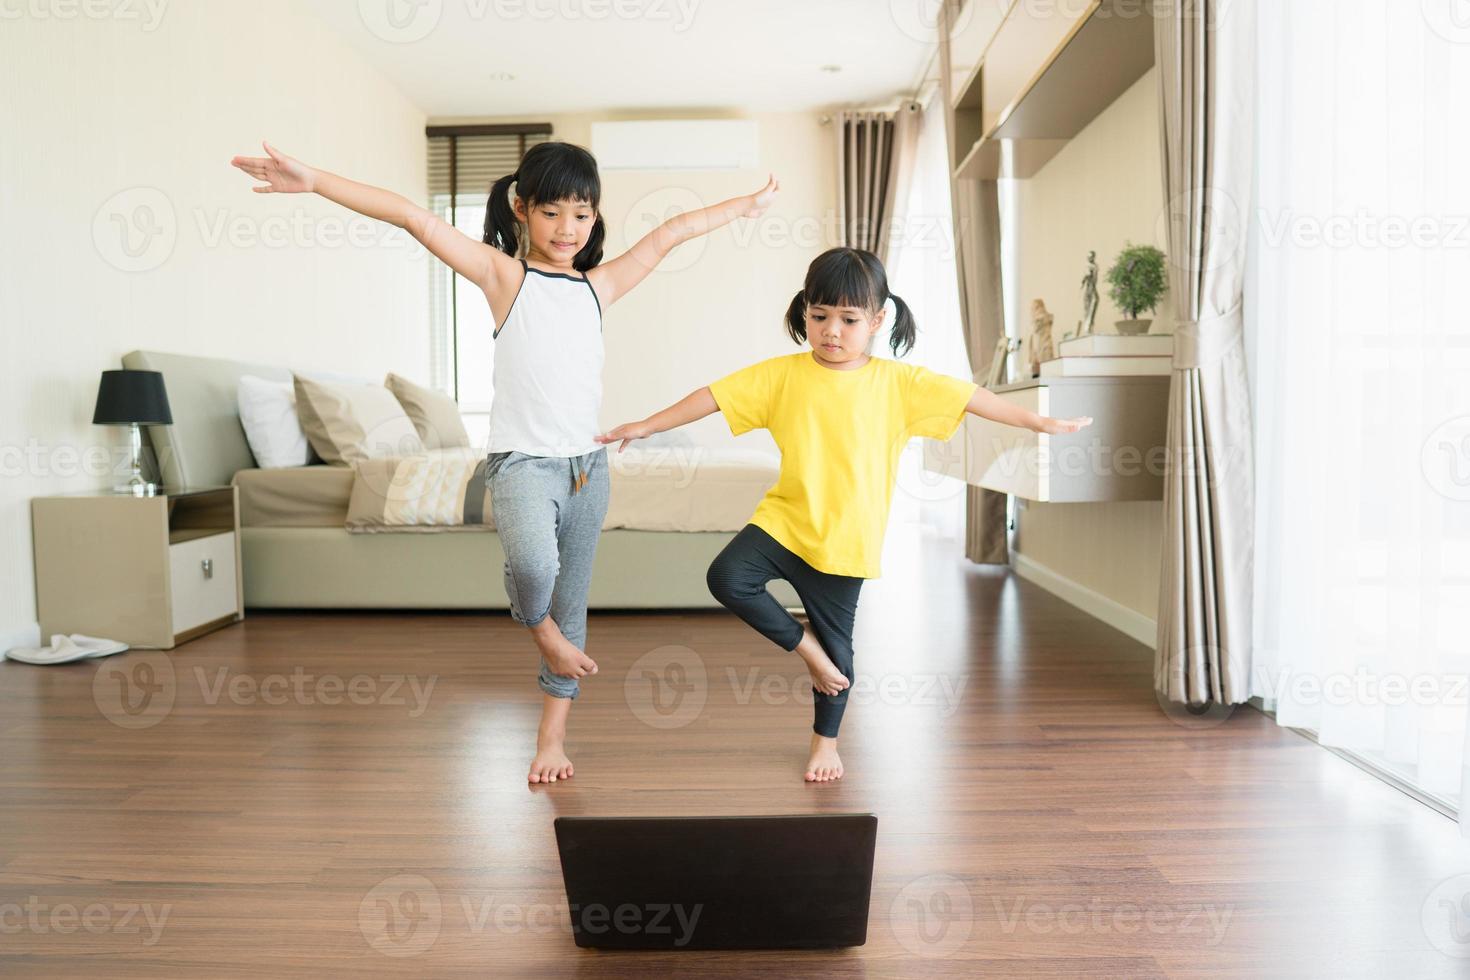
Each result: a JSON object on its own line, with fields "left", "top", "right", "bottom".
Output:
{"left": 598, "top": 247, "right": 1091, "bottom": 782}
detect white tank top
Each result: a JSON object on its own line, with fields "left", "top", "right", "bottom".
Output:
{"left": 488, "top": 259, "right": 605, "bottom": 457}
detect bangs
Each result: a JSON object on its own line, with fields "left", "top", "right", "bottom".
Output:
{"left": 803, "top": 249, "right": 885, "bottom": 313}
{"left": 523, "top": 144, "right": 601, "bottom": 209}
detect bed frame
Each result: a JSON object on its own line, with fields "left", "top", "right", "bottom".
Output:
{"left": 121, "top": 350, "right": 796, "bottom": 610}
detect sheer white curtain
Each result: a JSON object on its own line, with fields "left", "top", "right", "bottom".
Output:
{"left": 886, "top": 91, "right": 969, "bottom": 379}
{"left": 888, "top": 88, "right": 973, "bottom": 541}
{"left": 1247, "top": 0, "right": 1470, "bottom": 832}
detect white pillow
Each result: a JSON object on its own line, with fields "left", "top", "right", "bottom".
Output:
{"left": 237, "top": 374, "right": 313, "bottom": 468}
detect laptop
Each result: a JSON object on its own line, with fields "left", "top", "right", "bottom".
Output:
{"left": 553, "top": 813, "right": 878, "bottom": 950}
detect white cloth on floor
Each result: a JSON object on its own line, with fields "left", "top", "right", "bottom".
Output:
{"left": 4, "top": 633, "right": 130, "bottom": 665}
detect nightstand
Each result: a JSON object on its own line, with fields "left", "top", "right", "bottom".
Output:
{"left": 31, "top": 486, "right": 244, "bottom": 650}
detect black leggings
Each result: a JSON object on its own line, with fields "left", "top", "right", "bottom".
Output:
{"left": 706, "top": 524, "right": 864, "bottom": 738}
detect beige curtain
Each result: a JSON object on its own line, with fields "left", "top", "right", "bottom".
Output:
{"left": 834, "top": 102, "right": 921, "bottom": 264}
{"left": 952, "top": 179, "right": 1010, "bottom": 565}
{"left": 1153, "top": 0, "right": 1256, "bottom": 705}
{"left": 938, "top": 0, "right": 1009, "bottom": 565}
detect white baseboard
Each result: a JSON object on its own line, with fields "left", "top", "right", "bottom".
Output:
{"left": 1012, "top": 553, "right": 1157, "bottom": 650}
{"left": 0, "top": 621, "right": 41, "bottom": 661}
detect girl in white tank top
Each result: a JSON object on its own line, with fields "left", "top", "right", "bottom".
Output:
{"left": 231, "top": 137, "right": 777, "bottom": 785}
{"left": 474, "top": 145, "right": 777, "bottom": 783}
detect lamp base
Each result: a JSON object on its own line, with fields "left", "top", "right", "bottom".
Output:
{"left": 112, "top": 476, "right": 160, "bottom": 497}
{"left": 116, "top": 425, "right": 157, "bottom": 496}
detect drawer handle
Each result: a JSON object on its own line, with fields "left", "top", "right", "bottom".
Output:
{"left": 201, "top": 558, "right": 213, "bottom": 580}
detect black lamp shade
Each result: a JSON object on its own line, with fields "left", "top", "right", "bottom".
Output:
{"left": 92, "top": 369, "right": 172, "bottom": 425}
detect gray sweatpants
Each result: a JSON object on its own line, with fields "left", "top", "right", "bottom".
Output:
{"left": 485, "top": 447, "right": 609, "bottom": 699}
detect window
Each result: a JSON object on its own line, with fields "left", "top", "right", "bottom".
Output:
{"left": 425, "top": 124, "right": 552, "bottom": 439}
{"left": 1248, "top": 0, "right": 1470, "bottom": 826}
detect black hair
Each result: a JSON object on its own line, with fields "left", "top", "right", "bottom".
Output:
{"left": 483, "top": 141, "right": 605, "bottom": 271}
{"left": 784, "top": 247, "right": 917, "bottom": 357}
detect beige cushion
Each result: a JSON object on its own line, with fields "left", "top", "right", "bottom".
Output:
{"left": 385, "top": 372, "right": 471, "bottom": 451}
{"left": 293, "top": 374, "right": 424, "bottom": 465}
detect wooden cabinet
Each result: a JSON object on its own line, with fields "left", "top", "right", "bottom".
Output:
{"left": 32, "top": 486, "right": 244, "bottom": 649}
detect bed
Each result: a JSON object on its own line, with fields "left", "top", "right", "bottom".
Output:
{"left": 121, "top": 349, "right": 796, "bottom": 610}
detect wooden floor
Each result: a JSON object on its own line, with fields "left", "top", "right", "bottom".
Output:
{"left": 1, "top": 531, "right": 1466, "bottom": 978}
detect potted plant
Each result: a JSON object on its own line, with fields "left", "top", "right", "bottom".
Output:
{"left": 1105, "top": 243, "right": 1167, "bottom": 335}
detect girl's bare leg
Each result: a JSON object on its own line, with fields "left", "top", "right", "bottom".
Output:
{"left": 805, "top": 733, "right": 844, "bottom": 782}
{"left": 529, "top": 694, "right": 574, "bottom": 784}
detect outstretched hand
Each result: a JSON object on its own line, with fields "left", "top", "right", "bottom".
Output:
{"left": 1035, "top": 415, "right": 1093, "bottom": 435}
{"left": 739, "top": 174, "right": 780, "bottom": 219}
{"left": 230, "top": 140, "right": 316, "bottom": 193}
{"left": 595, "top": 422, "right": 653, "bottom": 453}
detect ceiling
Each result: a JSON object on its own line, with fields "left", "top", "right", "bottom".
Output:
{"left": 303, "top": 0, "right": 940, "bottom": 117}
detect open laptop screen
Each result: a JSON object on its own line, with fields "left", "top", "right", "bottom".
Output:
{"left": 553, "top": 813, "right": 878, "bottom": 950}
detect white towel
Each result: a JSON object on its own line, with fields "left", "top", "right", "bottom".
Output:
{"left": 3, "top": 633, "right": 130, "bottom": 665}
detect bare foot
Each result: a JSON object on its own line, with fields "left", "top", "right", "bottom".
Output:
{"left": 529, "top": 695, "right": 574, "bottom": 784}
{"left": 531, "top": 619, "right": 598, "bottom": 679}
{"left": 804, "top": 733, "right": 844, "bottom": 782}
{"left": 793, "top": 627, "right": 849, "bottom": 696}
{"left": 528, "top": 740, "right": 574, "bottom": 783}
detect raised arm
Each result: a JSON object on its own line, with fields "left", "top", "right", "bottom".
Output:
{"left": 585, "top": 175, "right": 779, "bottom": 308}
{"left": 965, "top": 386, "right": 1093, "bottom": 435}
{"left": 595, "top": 387, "right": 719, "bottom": 452}
{"left": 230, "top": 141, "right": 519, "bottom": 296}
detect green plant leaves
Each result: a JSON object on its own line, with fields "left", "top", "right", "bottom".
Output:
{"left": 1105, "top": 243, "right": 1168, "bottom": 320}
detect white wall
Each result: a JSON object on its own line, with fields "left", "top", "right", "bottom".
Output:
{"left": 602, "top": 112, "right": 838, "bottom": 451}
{"left": 0, "top": 1, "right": 428, "bottom": 649}
{"left": 1013, "top": 67, "right": 1173, "bottom": 340}
{"left": 1009, "top": 67, "right": 1167, "bottom": 628}
{"left": 430, "top": 109, "right": 840, "bottom": 454}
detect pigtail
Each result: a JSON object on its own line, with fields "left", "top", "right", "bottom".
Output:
{"left": 784, "top": 291, "right": 808, "bottom": 346}
{"left": 574, "top": 213, "right": 605, "bottom": 271}
{"left": 887, "top": 292, "right": 917, "bottom": 357}
{"left": 483, "top": 172, "right": 520, "bottom": 256}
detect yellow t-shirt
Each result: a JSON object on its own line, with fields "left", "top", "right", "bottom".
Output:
{"left": 708, "top": 351, "right": 978, "bottom": 578}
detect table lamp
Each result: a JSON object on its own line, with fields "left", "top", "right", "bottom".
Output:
{"left": 92, "top": 369, "right": 172, "bottom": 495}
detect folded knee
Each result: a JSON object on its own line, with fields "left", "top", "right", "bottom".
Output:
{"left": 706, "top": 561, "right": 756, "bottom": 607}
{"left": 705, "top": 560, "right": 733, "bottom": 603}
{"left": 506, "top": 556, "right": 560, "bottom": 606}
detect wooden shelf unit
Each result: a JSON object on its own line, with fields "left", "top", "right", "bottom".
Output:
{"left": 926, "top": 376, "right": 1170, "bottom": 503}
{"left": 950, "top": 0, "right": 1157, "bottom": 180}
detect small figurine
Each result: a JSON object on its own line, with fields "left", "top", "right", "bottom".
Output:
{"left": 1078, "top": 250, "right": 1099, "bottom": 337}
{"left": 1027, "top": 299, "right": 1056, "bottom": 377}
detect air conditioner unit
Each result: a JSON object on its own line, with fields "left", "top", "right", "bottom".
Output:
{"left": 591, "top": 120, "right": 760, "bottom": 171}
